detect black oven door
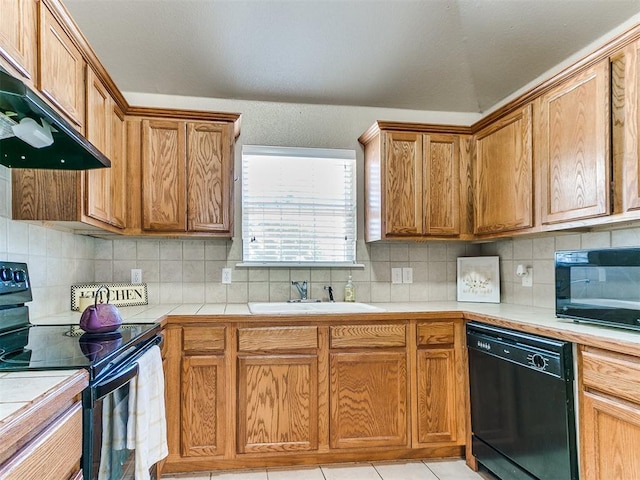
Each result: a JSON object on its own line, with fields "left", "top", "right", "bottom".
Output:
{"left": 84, "top": 362, "right": 139, "bottom": 480}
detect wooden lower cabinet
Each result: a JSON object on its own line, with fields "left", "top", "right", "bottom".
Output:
{"left": 0, "top": 402, "right": 83, "bottom": 480}
{"left": 237, "top": 354, "right": 318, "bottom": 453}
{"left": 330, "top": 351, "right": 407, "bottom": 448}
{"left": 414, "top": 321, "right": 466, "bottom": 447}
{"left": 163, "top": 317, "right": 466, "bottom": 473}
{"left": 181, "top": 355, "right": 226, "bottom": 457}
{"left": 579, "top": 345, "right": 640, "bottom": 479}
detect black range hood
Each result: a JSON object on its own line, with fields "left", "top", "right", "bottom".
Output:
{"left": 0, "top": 68, "right": 110, "bottom": 170}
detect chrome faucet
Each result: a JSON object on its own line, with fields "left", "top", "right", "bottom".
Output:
{"left": 291, "top": 281, "right": 308, "bottom": 300}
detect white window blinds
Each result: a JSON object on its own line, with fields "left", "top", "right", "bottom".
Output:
{"left": 242, "top": 145, "right": 357, "bottom": 266}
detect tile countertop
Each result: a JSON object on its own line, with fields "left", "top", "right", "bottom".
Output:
{"left": 0, "top": 369, "right": 88, "bottom": 437}
{"left": 29, "top": 301, "right": 640, "bottom": 354}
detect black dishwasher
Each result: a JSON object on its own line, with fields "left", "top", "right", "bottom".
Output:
{"left": 467, "top": 322, "right": 578, "bottom": 480}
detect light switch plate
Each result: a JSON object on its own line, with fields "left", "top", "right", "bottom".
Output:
{"left": 402, "top": 267, "right": 413, "bottom": 284}
{"left": 391, "top": 268, "right": 402, "bottom": 284}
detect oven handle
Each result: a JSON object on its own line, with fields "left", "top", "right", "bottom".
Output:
{"left": 95, "top": 362, "right": 139, "bottom": 400}
{"left": 94, "top": 335, "right": 163, "bottom": 400}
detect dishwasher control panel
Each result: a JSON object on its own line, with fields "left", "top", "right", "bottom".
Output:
{"left": 467, "top": 324, "right": 569, "bottom": 379}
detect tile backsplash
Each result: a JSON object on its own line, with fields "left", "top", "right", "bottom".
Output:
{"left": 4, "top": 160, "right": 640, "bottom": 315}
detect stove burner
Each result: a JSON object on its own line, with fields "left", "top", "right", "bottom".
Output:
{"left": 0, "top": 347, "right": 89, "bottom": 365}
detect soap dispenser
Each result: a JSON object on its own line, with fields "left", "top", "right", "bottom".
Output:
{"left": 344, "top": 274, "right": 355, "bottom": 302}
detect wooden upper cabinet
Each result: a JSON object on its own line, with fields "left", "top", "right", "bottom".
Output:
{"left": 0, "top": 0, "right": 38, "bottom": 83}
{"left": 360, "top": 122, "right": 468, "bottom": 241}
{"left": 612, "top": 40, "right": 640, "bottom": 215}
{"left": 187, "top": 122, "right": 234, "bottom": 233}
{"left": 39, "top": 1, "right": 86, "bottom": 131}
{"left": 141, "top": 119, "right": 187, "bottom": 232}
{"left": 110, "top": 105, "right": 127, "bottom": 228}
{"left": 85, "top": 67, "right": 111, "bottom": 225}
{"left": 424, "top": 134, "right": 460, "bottom": 235}
{"left": 384, "top": 131, "right": 423, "bottom": 236}
{"left": 140, "top": 118, "right": 235, "bottom": 235}
{"left": 537, "top": 60, "right": 610, "bottom": 225}
{"left": 84, "top": 66, "right": 126, "bottom": 230}
{"left": 473, "top": 104, "right": 533, "bottom": 234}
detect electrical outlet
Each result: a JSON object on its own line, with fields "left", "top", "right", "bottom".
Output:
{"left": 522, "top": 267, "right": 533, "bottom": 287}
{"left": 222, "top": 268, "right": 232, "bottom": 284}
{"left": 131, "top": 269, "right": 142, "bottom": 284}
{"left": 391, "top": 268, "right": 402, "bottom": 284}
{"left": 402, "top": 267, "right": 413, "bottom": 284}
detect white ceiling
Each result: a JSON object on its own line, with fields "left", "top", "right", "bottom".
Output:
{"left": 65, "top": 0, "right": 640, "bottom": 113}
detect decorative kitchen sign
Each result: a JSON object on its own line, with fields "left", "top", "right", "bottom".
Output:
{"left": 457, "top": 256, "right": 500, "bottom": 303}
{"left": 71, "top": 283, "right": 148, "bottom": 311}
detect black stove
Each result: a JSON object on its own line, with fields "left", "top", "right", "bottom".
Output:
{"left": 0, "top": 323, "right": 160, "bottom": 381}
{"left": 0, "top": 261, "right": 160, "bottom": 381}
{"left": 0, "top": 261, "right": 164, "bottom": 480}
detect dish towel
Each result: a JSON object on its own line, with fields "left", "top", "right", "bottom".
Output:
{"left": 126, "top": 345, "right": 168, "bottom": 480}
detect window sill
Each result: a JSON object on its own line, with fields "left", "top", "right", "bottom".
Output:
{"left": 236, "top": 262, "right": 365, "bottom": 269}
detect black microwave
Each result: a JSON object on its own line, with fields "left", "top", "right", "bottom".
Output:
{"left": 556, "top": 248, "right": 640, "bottom": 330}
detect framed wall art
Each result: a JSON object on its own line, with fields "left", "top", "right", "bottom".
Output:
{"left": 457, "top": 256, "right": 500, "bottom": 303}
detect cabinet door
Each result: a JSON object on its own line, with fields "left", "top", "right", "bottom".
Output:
{"left": 538, "top": 61, "right": 610, "bottom": 224}
{"left": 581, "top": 391, "right": 640, "bottom": 480}
{"left": 416, "top": 349, "right": 458, "bottom": 444}
{"left": 474, "top": 105, "right": 533, "bottom": 234}
{"left": 85, "top": 67, "right": 111, "bottom": 225}
{"left": 330, "top": 351, "right": 407, "bottom": 449}
{"left": 187, "top": 122, "right": 233, "bottom": 233}
{"left": 181, "top": 355, "right": 226, "bottom": 457}
{"left": 383, "top": 131, "right": 423, "bottom": 236}
{"left": 141, "top": 119, "right": 187, "bottom": 231}
{"left": 237, "top": 354, "right": 318, "bottom": 453}
{"left": 424, "top": 134, "right": 459, "bottom": 235}
{"left": 0, "top": 0, "right": 37, "bottom": 82}
{"left": 39, "top": 2, "right": 85, "bottom": 130}
{"left": 110, "top": 106, "right": 126, "bottom": 228}
{"left": 615, "top": 40, "right": 640, "bottom": 213}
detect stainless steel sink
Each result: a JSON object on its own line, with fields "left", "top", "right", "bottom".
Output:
{"left": 248, "top": 302, "right": 385, "bottom": 314}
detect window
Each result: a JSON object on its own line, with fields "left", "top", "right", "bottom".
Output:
{"left": 241, "top": 145, "right": 356, "bottom": 266}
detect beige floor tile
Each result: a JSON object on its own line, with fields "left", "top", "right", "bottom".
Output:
{"left": 161, "top": 473, "right": 210, "bottom": 480}
{"left": 267, "top": 466, "right": 325, "bottom": 480}
{"left": 321, "top": 463, "right": 381, "bottom": 480}
{"left": 210, "top": 470, "right": 268, "bottom": 480}
{"left": 424, "top": 459, "right": 484, "bottom": 479}
{"left": 373, "top": 460, "right": 438, "bottom": 480}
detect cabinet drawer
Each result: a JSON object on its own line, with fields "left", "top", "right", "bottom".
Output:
{"left": 183, "top": 326, "right": 225, "bottom": 352}
{"left": 581, "top": 347, "right": 640, "bottom": 404}
{"left": 0, "top": 402, "right": 82, "bottom": 480}
{"left": 238, "top": 326, "right": 318, "bottom": 351}
{"left": 330, "top": 324, "right": 406, "bottom": 348}
{"left": 417, "top": 322, "right": 454, "bottom": 347}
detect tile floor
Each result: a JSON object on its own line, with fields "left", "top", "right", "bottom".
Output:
{"left": 162, "top": 459, "right": 492, "bottom": 480}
